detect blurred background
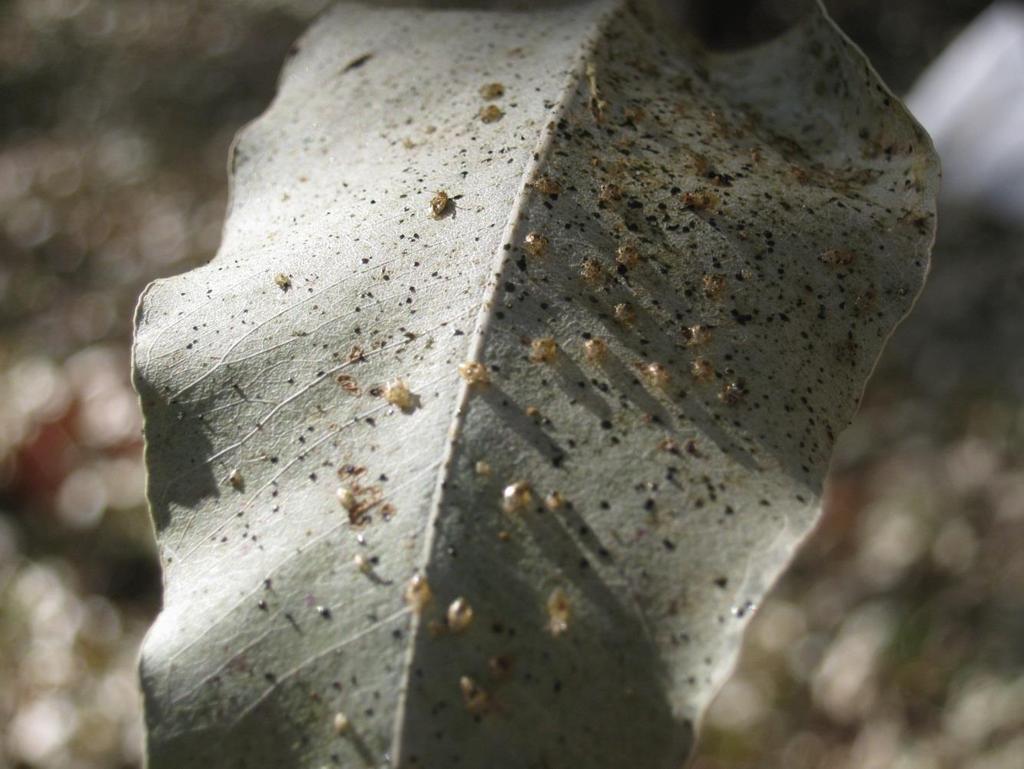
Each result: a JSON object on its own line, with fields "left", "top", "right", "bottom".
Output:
{"left": 0, "top": 1, "right": 1020, "bottom": 767}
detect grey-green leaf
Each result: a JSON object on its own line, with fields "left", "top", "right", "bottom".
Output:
{"left": 131, "top": 2, "right": 938, "bottom": 767}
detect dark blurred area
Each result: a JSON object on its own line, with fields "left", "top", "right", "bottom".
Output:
{"left": 689, "top": 0, "right": 990, "bottom": 92}
{"left": 0, "top": 1, "right": 1020, "bottom": 767}
{"left": 0, "top": 3, "right": 314, "bottom": 765}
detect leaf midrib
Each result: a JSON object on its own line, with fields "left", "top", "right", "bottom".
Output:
{"left": 388, "top": 0, "right": 624, "bottom": 756}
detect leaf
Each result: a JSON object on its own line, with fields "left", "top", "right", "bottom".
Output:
{"left": 131, "top": 2, "right": 938, "bottom": 767}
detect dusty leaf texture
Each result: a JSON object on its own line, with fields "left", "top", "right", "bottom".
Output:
{"left": 131, "top": 1, "right": 938, "bottom": 767}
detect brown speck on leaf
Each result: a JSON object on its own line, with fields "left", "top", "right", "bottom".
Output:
{"left": 333, "top": 712, "right": 350, "bottom": 736}
{"left": 691, "top": 358, "right": 715, "bottom": 382}
{"left": 353, "top": 553, "right": 371, "bottom": 574}
{"left": 702, "top": 273, "right": 727, "bottom": 299}
{"left": 336, "top": 374, "right": 360, "bottom": 394}
{"left": 525, "top": 405, "right": 541, "bottom": 421}
{"left": 644, "top": 362, "right": 670, "bottom": 388}
{"left": 383, "top": 378, "right": 417, "bottom": 412}
{"left": 446, "top": 597, "right": 474, "bottom": 633}
{"left": 613, "top": 302, "right": 636, "bottom": 326}
{"left": 479, "top": 104, "right": 503, "bottom": 123}
{"left": 460, "top": 676, "right": 489, "bottom": 714}
{"left": 583, "top": 337, "right": 608, "bottom": 363}
{"left": 546, "top": 588, "right": 571, "bottom": 636}
{"left": 347, "top": 345, "right": 366, "bottom": 364}
{"left": 336, "top": 479, "right": 384, "bottom": 526}
{"left": 719, "top": 381, "right": 746, "bottom": 405}
{"left": 820, "top": 248, "right": 857, "bottom": 266}
{"left": 598, "top": 183, "right": 623, "bottom": 203}
{"left": 615, "top": 242, "right": 641, "bottom": 268}
{"left": 545, "top": 491, "right": 566, "bottom": 511}
{"left": 227, "top": 468, "right": 244, "bottom": 490}
{"left": 274, "top": 273, "right": 291, "bottom": 291}
{"left": 580, "top": 257, "right": 603, "bottom": 284}
{"left": 475, "top": 460, "right": 492, "bottom": 477}
{"left": 458, "top": 361, "right": 490, "bottom": 386}
{"left": 479, "top": 82, "right": 504, "bottom": 100}
{"left": 658, "top": 437, "right": 680, "bottom": 454}
{"left": 523, "top": 231, "right": 549, "bottom": 257}
{"left": 530, "top": 175, "right": 561, "bottom": 195}
{"left": 404, "top": 573, "right": 433, "bottom": 612}
{"left": 429, "top": 190, "right": 452, "bottom": 219}
{"left": 336, "top": 485, "right": 357, "bottom": 512}
{"left": 682, "top": 189, "right": 719, "bottom": 211}
{"left": 529, "top": 336, "right": 557, "bottom": 363}
{"left": 502, "top": 481, "right": 533, "bottom": 514}
{"left": 682, "top": 324, "right": 712, "bottom": 347}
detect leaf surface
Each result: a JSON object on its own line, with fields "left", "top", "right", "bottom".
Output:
{"left": 132, "top": 2, "right": 938, "bottom": 767}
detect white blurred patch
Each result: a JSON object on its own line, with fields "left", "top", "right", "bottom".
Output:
{"left": 706, "top": 675, "right": 768, "bottom": 731}
{"left": 6, "top": 695, "right": 78, "bottom": 765}
{"left": 812, "top": 603, "right": 894, "bottom": 723}
{"left": 907, "top": 3, "right": 1024, "bottom": 223}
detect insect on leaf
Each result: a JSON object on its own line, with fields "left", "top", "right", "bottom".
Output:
{"left": 132, "top": 1, "right": 938, "bottom": 767}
